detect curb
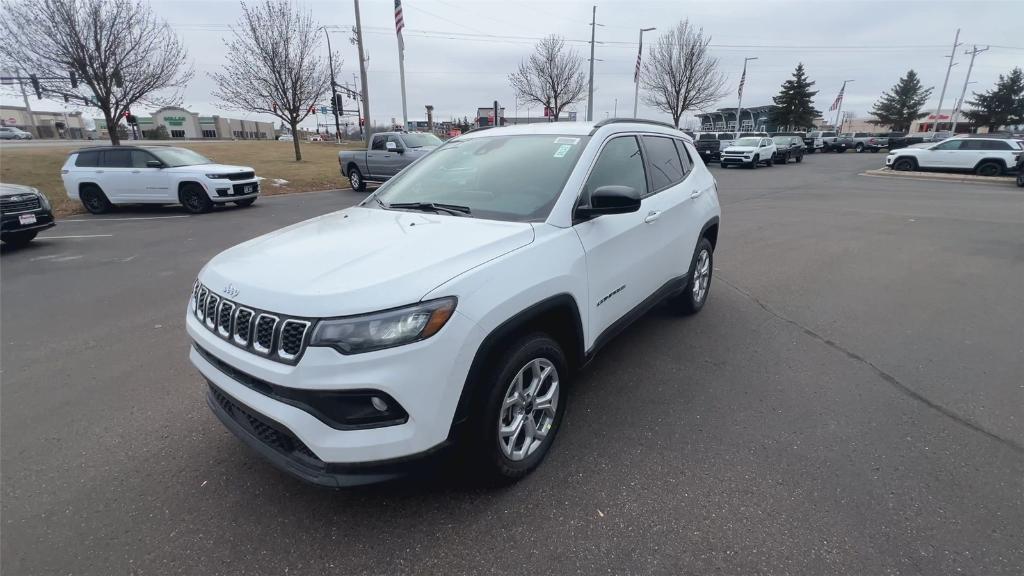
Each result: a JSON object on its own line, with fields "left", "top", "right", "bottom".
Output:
{"left": 861, "top": 168, "right": 1017, "bottom": 187}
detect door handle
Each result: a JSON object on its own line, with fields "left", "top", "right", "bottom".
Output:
{"left": 690, "top": 188, "right": 703, "bottom": 199}
{"left": 644, "top": 210, "right": 661, "bottom": 223}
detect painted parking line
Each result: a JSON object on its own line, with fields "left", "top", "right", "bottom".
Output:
{"left": 62, "top": 215, "right": 190, "bottom": 222}
{"left": 37, "top": 234, "right": 113, "bottom": 239}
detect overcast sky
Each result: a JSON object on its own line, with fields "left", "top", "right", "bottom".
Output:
{"left": 3, "top": 0, "right": 1022, "bottom": 130}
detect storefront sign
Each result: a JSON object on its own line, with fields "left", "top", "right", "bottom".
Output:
{"left": 164, "top": 116, "right": 186, "bottom": 126}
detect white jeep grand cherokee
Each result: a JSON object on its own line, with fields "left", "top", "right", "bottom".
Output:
{"left": 61, "top": 146, "right": 260, "bottom": 214}
{"left": 187, "top": 120, "right": 721, "bottom": 486}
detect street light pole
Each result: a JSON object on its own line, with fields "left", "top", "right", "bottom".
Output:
{"left": 933, "top": 28, "right": 962, "bottom": 133}
{"left": 632, "top": 27, "right": 656, "bottom": 118}
{"left": 734, "top": 57, "right": 757, "bottom": 137}
{"left": 322, "top": 27, "right": 342, "bottom": 143}
{"left": 586, "top": 5, "right": 598, "bottom": 121}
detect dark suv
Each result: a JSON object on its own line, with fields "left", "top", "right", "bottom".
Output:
{"left": 694, "top": 133, "right": 721, "bottom": 163}
{"left": 0, "top": 183, "right": 56, "bottom": 246}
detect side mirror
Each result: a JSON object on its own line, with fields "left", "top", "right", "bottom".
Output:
{"left": 576, "top": 185, "right": 641, "bottom": 219}
{"left": 146, "top": 160, "right": 163, "bottom": 168}
{"left": 385, "top": 141, "right": 399, "bottom": 152}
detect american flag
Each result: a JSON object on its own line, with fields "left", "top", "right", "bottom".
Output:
{"left": 634, "top": 40, "right": 643, "bottom": 83}
{"left": 737, "top": 67, "right": 746, "bottom": 98}
{"left": 830, "top": 86, "right": 845, "bottom": 111}
{"left": 394, "top": 0, "right": 405, "bottom": 50}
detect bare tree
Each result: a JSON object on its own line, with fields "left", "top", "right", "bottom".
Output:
{"left": 0, "top": 0, "right": 192, "bottom": 145}
{"left": 211, "top": 0, "right": 336, "bottom": 161}
{"left": 640, "top": 20, "right": 727, "bottom": 128}
{"left": 509, "top": 35, "right": 586, "bottom": 121}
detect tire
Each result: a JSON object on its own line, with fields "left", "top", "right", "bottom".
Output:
{"left": 749, "top": 155, "right": 758, "bottom": 169}
{"left": 837, "top": 147, "right": 847, "bottom": 153}
{"left": 470, "top": 333, "right": 568, "bottom": 483}
{"left": 1017, "top": 173, "right": 1024, "bottom": 187}
{"left": 179, "top": 183, "right": 213, "bottom": 214}
{"left": 975, "top": 161, "right": 1002, "bottom": 177}
{"left": 79, "top": 184, "right": 112, "bottom": 214}
{"left": 2, "top": 230, "right": 38, "bottom": 247}
{"left": 234, "top": 197, "right": 257, "bottom": 207}
{"left": 670, "top": 237, "right": 714, "bottom": 315}
{"left": 795, "top": 152, "right": 803, "bottom": 163}
{"left": 892, "top": 157, "right": 916, "bottom": 172}
{"left": 348, "top": 166, "right": 366, "bottom": 191}
{"left": 766, "top": 156, "right": 774, "bottom": 167}
{"left": 855, "top": 143, "right": 865, "bottom": 153}
{"left": 720, "top": 163, "right": 728, "bottom": 169}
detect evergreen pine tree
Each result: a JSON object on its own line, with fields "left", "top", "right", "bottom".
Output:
{"left": 870, "top": 70, "right": 933, "bottom": 132}
{"left": 770, "top": 63, "right": 820, "bottom": 130}
{"left": 962, "top": 67, "right": 1024, "bottom": 131}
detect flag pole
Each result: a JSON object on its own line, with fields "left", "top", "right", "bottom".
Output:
{"left": 633, "top": 27, "right": 655, "bottom": 118}
{"left": 735, "top": 57, "right": 757, "bottom": 137}
{"left": 833, "top": 79, "right": 854, "bottom": 131}
{"left": 395, "top": 0, "right": 408, "bottom": 130}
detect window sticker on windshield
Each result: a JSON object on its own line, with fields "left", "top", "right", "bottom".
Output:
{"left": 553, "top": 144, "right": 572, "bottom": 158}
{"left": 554, "top": 137, "right": 580, "bottom": 145}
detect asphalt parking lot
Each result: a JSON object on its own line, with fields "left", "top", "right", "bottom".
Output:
{"left": 2, "top": 152, "right": 1022, "bottom": 575}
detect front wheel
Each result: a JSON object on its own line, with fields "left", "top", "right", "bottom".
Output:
{"left": 473, "top": 334, "right": 568, "bottom": 483}
{"left": 892, "top": 158, "right": 916, "bottom": 171}
{"left": 795, "top": 153, "right": 803, "bottom": 163}
{"left": 766, "top": 156, "right": 774, "bottom": 167}
{"left": 671, "top": 237, "right": 714, "bottom": 315}
{"left": 179, "top": 183, "right": 213, "bottom": 214}
{"left": 749, "top": 155, "right": 758, "bottom": 169}
{"left": 2, "top": 230, "right": 38, "bottom": 247}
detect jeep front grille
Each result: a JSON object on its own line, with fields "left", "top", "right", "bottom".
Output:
{"left": 191, "top": 283, "right": 311, "bottom": 365}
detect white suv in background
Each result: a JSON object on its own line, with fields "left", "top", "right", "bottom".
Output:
{"left": 886, "top": 136, "right": 1023, "bottom": 176}
{"left": 187, "top": 119, "right": 722, "bottom": 487}
{"left": 61, "top": 146, "right": 260, "bottom": 214}
{"left": 720, "top": 136, "right": 778, "bottom": 168}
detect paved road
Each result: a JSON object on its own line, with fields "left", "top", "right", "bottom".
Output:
{"left": 2, "top": 153, "right": 1022, "bottom": 575}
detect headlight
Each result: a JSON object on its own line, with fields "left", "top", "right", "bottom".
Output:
{"left": 310, "top": 297, "right": 457, "bottom": 354}
{"left": 34, "top": 189, "right": 51, "bottom": 211}
{"left": 205, "top": 173, "right": 228, "bottom": 179}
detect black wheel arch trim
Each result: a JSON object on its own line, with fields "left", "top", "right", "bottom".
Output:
{"left": 449, "top": 293, "right": 584, "bottom": 436}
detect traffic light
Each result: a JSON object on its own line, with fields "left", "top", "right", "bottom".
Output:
{"left": 70, "top": 71, "right": 78, "bottom": 88}
{"left": 334, "top": 93, "right": 344, "bottom": 115}
{"left": 29, "top": 74, "right": 41, "bottom": 99}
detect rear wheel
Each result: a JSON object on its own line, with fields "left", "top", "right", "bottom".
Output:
{"left": 671, "top": 237, "right": 714, "bottom": 315}
{"left": 892, "top": 158, "right": 916, "bottom": 172}
{"left": 976, "top": 161, "right": 1002, "bottom": 177}
{"left": 234, "top": 197, "right": 257, "bottom": 207}
{"left": 179, "top": 183, "right": 213, "bottom": 214}
{"left": 471, "top": 334, "right": 568, "bottom": 483}
{"left": 80, "top": 184, "right": 112, "bottom": 214}
{"left": 348, "top": 166, "right": 366, "bottom": 191}
{"left": 2, "top": 230, "right": 38, "bottom": 247}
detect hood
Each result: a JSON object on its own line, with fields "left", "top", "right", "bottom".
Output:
{"left": 723, "top": 145, "right": 758, "bottom": 153}
{"left": 199, "top": 206, "right": 535, "bottom": 317}
{"left": 166, "top": 163, "right": 253, "bottom": 174}
{"left": 0, "top": 183, "right": 40, "bottom": 197}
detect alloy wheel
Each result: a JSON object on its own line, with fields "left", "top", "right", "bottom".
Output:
{"left": 497, "top": 358, "right": 559, "bottom": 462}
{"left": 350, "top": 172, "right": 361, "bottom": 189}
{"left": 692, "top": 248, "right": 711, "bottom": 304}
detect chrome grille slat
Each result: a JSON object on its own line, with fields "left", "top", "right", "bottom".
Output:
{"left": 192, "top": 283, "right": 310, "bottom": 364}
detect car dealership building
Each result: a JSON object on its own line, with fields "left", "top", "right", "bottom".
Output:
{"left": 94, "top": 106, "right": 275, "bottom": 140}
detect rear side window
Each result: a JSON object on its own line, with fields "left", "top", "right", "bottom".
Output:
{"left": 74, "top": 151, "right": 99, "bottom": 167}
{"left": 642, "top": 136, "right": 685, "bottom": 191}
{"left": 583, "top": 136, "right": 648, "bottom": 200}
{"left": 979, "top": 140, "right": 1011, "bottom": 150}
{"left": 101, "top": 149, "right": 132, "bottom": 167}
{"left": 674, "top": 140, "right": 693, "bottom": 175}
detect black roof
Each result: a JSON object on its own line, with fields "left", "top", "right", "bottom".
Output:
{"left": 70, "top": 144, "right": 183, "bottom": 154}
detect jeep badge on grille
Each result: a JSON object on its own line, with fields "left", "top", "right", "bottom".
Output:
{"left": 224, "top": 284, "right": 240, "bottom": 298}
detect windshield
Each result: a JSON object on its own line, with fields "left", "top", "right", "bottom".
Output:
{"left": 772, "top": 136, "right": 790, "bottom": 144}
{"left": 402, "top": 133, "right": 443, "bottom": 148}
{"left": 733, "top": 137, "right": 761, "bottom": 146}
{"left": 149, "top": 148, "right": 212, "bottom": 167}
{"left": 371, "top": 134, "right": 589, "bottom": 222}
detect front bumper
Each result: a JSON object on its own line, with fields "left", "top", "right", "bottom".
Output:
{"left": 187, "top": 305, "right": 482, "bottom": 474}
{"left": 885, "top": 155, "right": 896, "bottom": 166}
{"left": 720, "top": 155, "right": 752, "bottom": 165}
{"left": 209, "top": 179, "right": 260, "bottom": 203}
{"left": 1, "top": 209, "right": 56, "bottom": 237}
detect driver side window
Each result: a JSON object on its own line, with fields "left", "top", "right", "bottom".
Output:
{"left": 370, "top": 135, "right": 386, "bottom": 150}
{"left": 933, "top": 140, "right": 963, "bottom": 151}
{"left": 581, "top": 136, "right": 648, "bottom": 205}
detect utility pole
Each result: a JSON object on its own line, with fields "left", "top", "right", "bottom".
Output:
{"left": 951, "top": 45, "right": 988, "bottom": 134}
{"left": 17, "top": 68, "right": 39, "bottom": 138}
{"left": 586, "top": 5, "right": 598, "bottom": 121}
{"left": 933, "top": 28, "right": 962, "bottom": 133}
{"left": 353, "top": 0, "right": 371, "bottom": 146}
{"left": 322, "top": 27, "right": 342, "bottom": 143}
{"left": 633, "top": 27, "right": 655, "bottom": 118}
{"left": 735, "top": 57, "right": 757, "bottom": 137}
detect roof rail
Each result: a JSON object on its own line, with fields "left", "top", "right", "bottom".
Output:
{"left": 591, "top": 118, "right": 678, "bottom": 132}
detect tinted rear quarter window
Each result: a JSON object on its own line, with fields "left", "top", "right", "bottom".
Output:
{"left": 642, "top": 136, "right": 685, "bottom": 191}
{"left": 75, "top": 151, "right": 99, "bottom": 167}
{"left": 101, "top": 149, "right": 132, "bottom": 168}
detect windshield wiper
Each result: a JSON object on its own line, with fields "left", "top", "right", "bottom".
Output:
{"left": 387, "top": 202, "right": 471, "bottom": 216}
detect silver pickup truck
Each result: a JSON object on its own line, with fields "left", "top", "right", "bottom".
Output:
{"left": 339, "top": 132, "right": 443, "bottom": 190}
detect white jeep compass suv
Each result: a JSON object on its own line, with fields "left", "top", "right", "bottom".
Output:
{"left": 61, "top": 146, "right": 260, "bottom": 214}
{"left": 187, "top": 120, "right": 722, "bottom": 486}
